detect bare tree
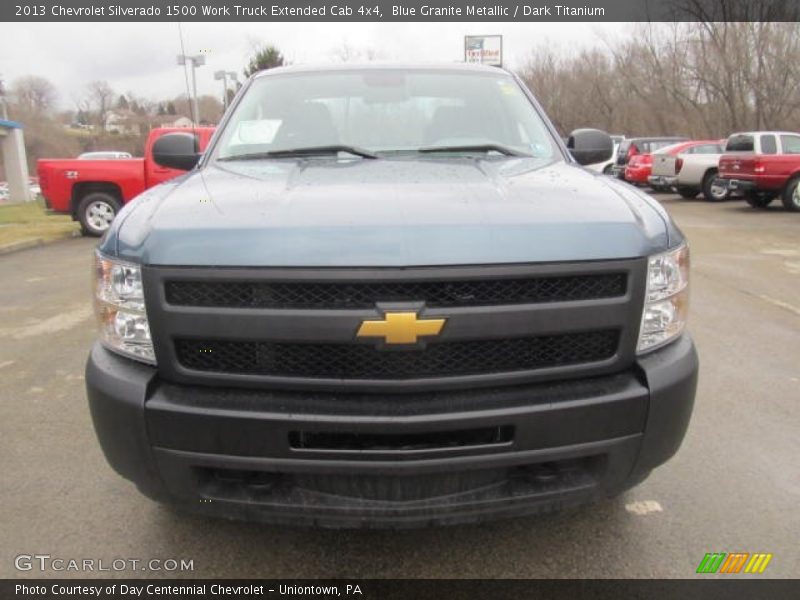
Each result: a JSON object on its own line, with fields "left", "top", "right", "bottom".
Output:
{"left": 519, "top": 18, "right": 800, "bottom": 138}
{"left": 10, "top": 75, "right": 58, "bottom": 114}
{"left": 170, "top": 94, "right": 223, "bottom": 124}
{"left": 331, "top": 41, "right": 384, "bottom": 62}
{"left": 86, "top": 80, "right": 115, "bottom": 128}
{"left": 521, "top": 47, "right": 627, "bottom": 135}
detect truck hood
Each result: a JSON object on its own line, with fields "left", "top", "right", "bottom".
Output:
{"left": 109, "top": 157, "right": 676, "bottom": 267}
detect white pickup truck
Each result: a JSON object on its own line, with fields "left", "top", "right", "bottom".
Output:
{"left": 649, "top": 140, "right": 727, "bottom": 201}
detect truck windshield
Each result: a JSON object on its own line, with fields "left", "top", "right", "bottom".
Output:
{"left": 214, "top": 69, "right": 560, "bottom": 161}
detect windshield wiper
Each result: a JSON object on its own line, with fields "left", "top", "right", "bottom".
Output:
{"left": 219, "top": 145, "right": 378, "bottom": 161}
{"left": 417, "top": 144, "right": 532, "bottom": 157}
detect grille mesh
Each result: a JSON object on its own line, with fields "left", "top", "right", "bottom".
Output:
{"left": 175, "top": 330, "right": 619, "bottom": 380}
{"left": 165, "top": 274, "right": 626, "bottom": 310}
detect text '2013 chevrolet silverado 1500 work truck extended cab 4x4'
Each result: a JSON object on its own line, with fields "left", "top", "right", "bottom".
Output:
{"left": 86, "top": 64, "right": 698, "bottom": 528}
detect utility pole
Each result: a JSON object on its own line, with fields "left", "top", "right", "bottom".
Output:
{"left": 0, "top": 79, "right": 7, "bottom": 120}
{"left": 177, "top": 54, "right": 205, "bottom": 124}
{"left": 214, "top": 70, "right": 238, "bottom": 110}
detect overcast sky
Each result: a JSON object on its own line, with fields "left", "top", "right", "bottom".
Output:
{"left": 0, "top": 22, "right": 629, "bottom": 111}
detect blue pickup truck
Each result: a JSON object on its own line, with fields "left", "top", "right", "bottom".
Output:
{"left": 87, "top": 64, "right": 697, "bottom": 527}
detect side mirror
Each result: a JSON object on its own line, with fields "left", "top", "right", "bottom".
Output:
{"left": 152, "top": 133, "right": 201, "bottom": 171}
{"left": 567, "top": 128, "right": 614, "bottom": 166}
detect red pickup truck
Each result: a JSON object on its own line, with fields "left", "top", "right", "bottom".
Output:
{"left": 38, "top": 127, "right": 215, "bottom": 235}
{"left": 717, "top": 131, "right": 800, "bottom": 211}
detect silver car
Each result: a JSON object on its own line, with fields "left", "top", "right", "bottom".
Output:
{"left": 77, "top": 151, "right": 133, "bottom": 160}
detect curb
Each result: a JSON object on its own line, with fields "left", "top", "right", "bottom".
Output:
{"left": 0, "top": 230, "right": 82, "bottom": 256}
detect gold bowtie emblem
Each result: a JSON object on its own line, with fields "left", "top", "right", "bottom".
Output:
{"left": 356, "top": 312, "right": 446, "bottom": 345}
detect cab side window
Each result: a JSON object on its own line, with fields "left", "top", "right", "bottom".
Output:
{"left": 760, "top": 135, "right": 777, "bottom": 154}
{"left": 780, "top": 135, "right": 800, "bottom": 154}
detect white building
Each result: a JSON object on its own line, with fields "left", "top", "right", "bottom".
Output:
{"left": 104, "top": 110, "right": 141, "bottom": 135}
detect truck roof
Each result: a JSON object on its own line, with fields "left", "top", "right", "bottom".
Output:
{"left": 252, "top": 62, "right": 511, "bottom": 79}
{"left": 622, "top": 136, "right": 688, "bottom": 143}
{"left": 728, "top": 131, "right": 800, "bottom": 137}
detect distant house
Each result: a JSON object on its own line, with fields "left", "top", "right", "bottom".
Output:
{"left": 67, "top": 122, "right": 95, "bottom": 131}
{"left": 147, "top": 115, "right": 197, "bottom": 130}
{"left": 167, "top": 116, "right": 195, "bottom": 128}
{"left": 105, "top": 110, "right": 141, "bottom": 135}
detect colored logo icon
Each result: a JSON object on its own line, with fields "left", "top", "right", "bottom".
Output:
{"left": 696, "top": 552, "right": 772, "bottom": 574}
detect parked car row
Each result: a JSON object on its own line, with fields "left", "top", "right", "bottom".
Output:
{"left": 35, "top": 124, "right": 800, "bottom": 238}
{"left": 601, "top": 131, "right": 800, "bottom": 211}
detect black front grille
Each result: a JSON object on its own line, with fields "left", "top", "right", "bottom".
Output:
{"left": 174, "top": 330, "right": 619, "bottom": 380}
{"left": 198, "top": 457, "right": 602, "bottom": 502}
{"left": 165, "top": 273, "right": 626, "bottom": 310}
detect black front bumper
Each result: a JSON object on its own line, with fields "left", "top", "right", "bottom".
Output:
{"left": 86, "top": 335, "right": 698, "bottom": 527}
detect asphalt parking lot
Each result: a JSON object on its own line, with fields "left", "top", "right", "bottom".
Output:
{"left": 1, "top": 194, "right": 798, "bottom": 579}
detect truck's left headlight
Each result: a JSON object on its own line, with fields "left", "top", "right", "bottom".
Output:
{"left": 94, "top": 252, "right": 155, "bottom": 364}
{"left": 637, "top": 244, "right": 690, "bottom": 354}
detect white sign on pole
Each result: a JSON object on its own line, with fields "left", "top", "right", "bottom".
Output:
{"left": 464, "top": 35, "right": 503, "bottom": 67}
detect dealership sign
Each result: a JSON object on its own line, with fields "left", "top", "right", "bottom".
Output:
{"left": 464, "top": 35, "right": 502, "bottom": 67}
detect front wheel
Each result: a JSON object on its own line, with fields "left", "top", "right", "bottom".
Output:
{"left": 781, "top": 176, "right": 800, "bottom": 212}
{"left": 745, "top": 191, "right": 776, "bottom": 209}
{"left": 78, "top": 192, "right": 121, "bottom": 237}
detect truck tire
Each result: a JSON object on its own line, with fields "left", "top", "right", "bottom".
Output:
{"left": 677, "top": 186, "right": 699, "bottom": 199}
{"left": 745, "top": 191, "right": 776, "bottom": 209}
{"left": 702, "top": 171, "right": 728, "bottom": 202}
{"left": 78, "top": 192, "right": 121, "bottom": 237}
{"left": 780, "top": 176, "right": 800, "bottom": 212}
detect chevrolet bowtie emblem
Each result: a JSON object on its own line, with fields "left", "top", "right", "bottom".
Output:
{"left": 356, "top": 312, "right": 446, "bottom": 345}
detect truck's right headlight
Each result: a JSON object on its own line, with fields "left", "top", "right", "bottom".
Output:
{"left": 637, "top": 244, "right": 690, "bottom": 354}
{"left": 94, "top": 252, "right": 156, "bottom": 364}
